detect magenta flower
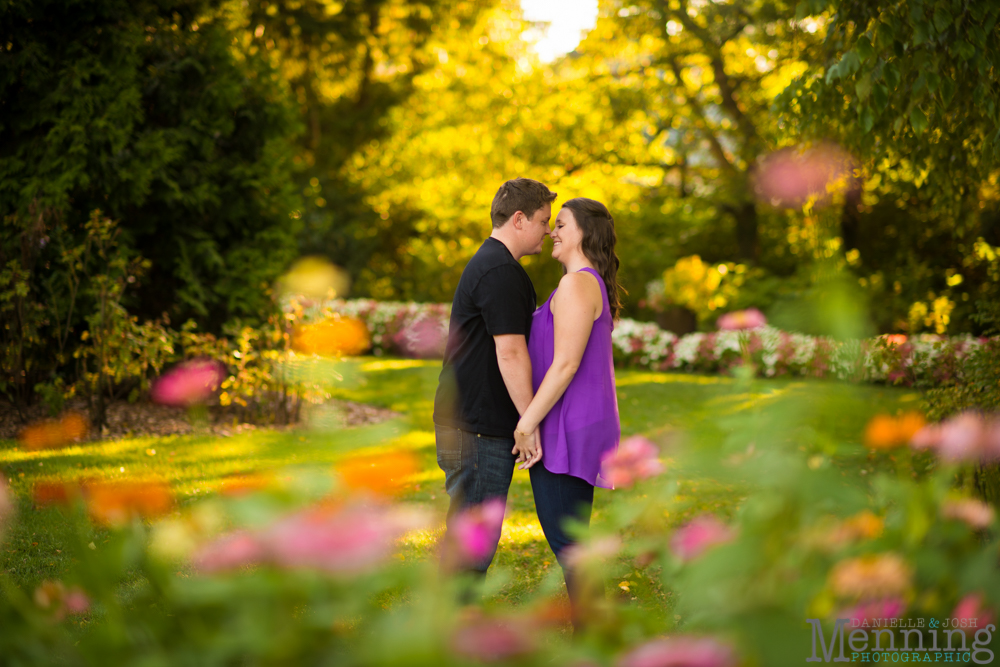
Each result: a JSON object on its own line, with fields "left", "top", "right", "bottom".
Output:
{"left": 449, "top": 498, "right": 506, "bottom": 564}
{"left": 839, "top": 598, "right": 907, "bottom": 624}
{"left": 601, "top": 436, "right": 664, "bottom": 488}
{"left": 194, "top": 503, "right": 427, "bottom": 575}
{"left": 394, "top": 316, "right": 449, "bottom": 359}
{"left": 716, "top": 308, "right": 767, "bottom": 331}
{"left": 151, "top": 359, "right": 226, "bottom": 407}
{"left": 670, "top": 516, "right": 735, "bottom": 562}
{"left": 952, "top": 593, "right": 996, "bottom": 630}
{"left": 910, "top": 412, "right": 1000, "bottom": 463}
{"left": 450, "top": 614, "right": 536, "bottom": 662}
{"left": 617, "top": 636, "right": 738, "bottom": 667}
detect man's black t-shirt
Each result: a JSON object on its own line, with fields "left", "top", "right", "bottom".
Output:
{"left": 433, "top": 238, "right": 536, "bottom": 438}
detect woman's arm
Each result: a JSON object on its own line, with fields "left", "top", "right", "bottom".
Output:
{"left": 515, "top": 271, "right": 602, "bottom": 468}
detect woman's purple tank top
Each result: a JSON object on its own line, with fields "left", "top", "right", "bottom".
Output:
{"left": 528, "top": 267, "right": 620, "bottom": 488}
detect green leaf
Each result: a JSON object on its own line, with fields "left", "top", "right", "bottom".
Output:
{"left": 925, "top": 71, "right": 940, "bottom": 95}
{"left": 956, "top": 40, "right": 976, "bottom": 61}
{"left": 859, "top": 105, "right": 874, "bottom": 134}
{"left": 883, "top": 61, "right": 900, "bottom": 90}
{"left": 856, "top": 36, "right": 875, "bottom": 62}
{"left": 841, "top": 49, "right": 861, "bottom": 76}
{"left": 877, "top": 21, "right": 896, "bottom": 46}
{"left": 910, "top": 106, "right": 928, "bottom": 135}
{"left": 913, "top": 21, "right": 929, "bottom": 45}
{"left": 855, "top": 72, "right": 872, "bottom": 101}
{"left": 939, "top": 76, "right": 956, "bottom": 107}
{"left": 932, "top": 6, "right": 952, "bottom": 33}
{"left": 873, "top": 83, "right": 889, "bottom": 112}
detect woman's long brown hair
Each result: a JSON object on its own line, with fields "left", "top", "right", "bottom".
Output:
{"left": 561, "top": 197, "right": 625, "bottom": 320}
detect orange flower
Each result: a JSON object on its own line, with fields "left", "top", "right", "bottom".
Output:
{"left": 841, "top": 510, "right": 884, "bottom": 540}
{"left": 33, "top": 480, "right": 83, "bottom": 506}
{"left": 291, "top": 317, "right": 370, "bottom": 356}
{"left": 830, "top": 553, "right": 911, "bottom": 599}
{"left": 335, "top": 450, "right": 418, "bottom": 496}
{"left": 86, "top": 481, "right": 174, "bottom": 526}
{"left": 864, "top": 412, "right": 925, "bottom": 449}
{"left": 18, "top": 412, "right": 89, "bottom": 450}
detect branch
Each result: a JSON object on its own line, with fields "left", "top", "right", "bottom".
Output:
{"left": 667, "top": 59, "right": 739, "bottom": 175}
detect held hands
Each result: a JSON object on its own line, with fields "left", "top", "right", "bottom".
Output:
{"left": 512, "top": 426, "right": 542, "bottom": 470}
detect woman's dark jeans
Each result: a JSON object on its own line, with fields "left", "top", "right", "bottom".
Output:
{"left": 528, "top": 462, "right": 595, "bottom": 610}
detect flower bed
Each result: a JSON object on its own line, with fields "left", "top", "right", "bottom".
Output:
{"left": 320, "top": 299, "right": 992, "bottom": 388}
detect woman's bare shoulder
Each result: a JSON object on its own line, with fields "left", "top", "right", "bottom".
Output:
{"left": 553, "top": 271, "right": 602, "bottom": 311}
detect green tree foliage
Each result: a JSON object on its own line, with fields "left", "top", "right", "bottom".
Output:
{"left": 779, "top": 0, "right": 1000, "bottom": 333}
{"left": 0, "top": 0, "right": 301, "bottom": 407}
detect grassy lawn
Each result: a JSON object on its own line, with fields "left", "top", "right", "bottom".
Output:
{"left": 0, "top": 358, "right": 921, "bottom": 620}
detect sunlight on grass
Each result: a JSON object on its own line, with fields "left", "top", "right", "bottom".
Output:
{"left": 616, "top": 372, "right": 734, "bottom": 387}
{"left": 361, "top": 359, "right": 439, "bottom": 372}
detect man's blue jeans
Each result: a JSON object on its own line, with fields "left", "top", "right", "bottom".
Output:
{"left": 435, "top": 424, "right": 516, "bottom": 573}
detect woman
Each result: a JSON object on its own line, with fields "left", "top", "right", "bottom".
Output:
{"left": 513, "top": 197, "right": 622, "bottom": 619}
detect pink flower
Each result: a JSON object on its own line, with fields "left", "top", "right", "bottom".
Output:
{"left": 151, "top": 359, "right": 226, "bottom": 407}
{"left": 601, "top": 436, "right": 664, "bottom": 488}
{"left": 194, "top": 503, "right": 426, "bottom": 575}
{"left": 450, "top": 613, "right": 536, "bottom": 662}
{"left": 910, "top": 412, "right": 1000, "bottom": 463}
{"left": 716, "top": 308, "right": 767, "bottom": 331}
{"left": 952, "top": 593, "right": 996, "bottom": 630}
{"left": 754, "top": 143, "right": 855, "bottom": 208}
{"left": 941, "top": 498, "right": 995, "bottom": 530}
{"left": 670, "top": 516, "right": 735, "bottom": 562}
{"left": 394, "top": 316, "right": 448, "bottom": 358}
{"left": 563, "top": 535, "right": 622, "bottom": 570}
{"left": 194, "top": 532, "right": 265, "bottom": 572}
{"left": 617, "top": 636, "right": 738, "bottom": 667}
{"left": 839, "top": 597, "right": 907, "bottom": 624}
{"left": 64, "top": 588, "right": 91, "bottom": 615}
{"left": 449, "top": 498, "right": 506, "bottom": 564}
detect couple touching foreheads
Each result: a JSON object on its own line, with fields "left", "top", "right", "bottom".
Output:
{"left": 433, "top": 177, "right": 622, "bottom": 620}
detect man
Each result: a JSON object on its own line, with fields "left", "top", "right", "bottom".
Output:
{"left": 433, "top": 177, "right": 556, "bottom": 575}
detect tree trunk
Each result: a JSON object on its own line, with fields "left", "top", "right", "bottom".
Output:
{"left": 733, "top": 201, "right": 758, "bottom": 263}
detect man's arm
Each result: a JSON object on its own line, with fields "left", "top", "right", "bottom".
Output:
{"left": 494, "top": 334, "right": 532, "bottom": 416}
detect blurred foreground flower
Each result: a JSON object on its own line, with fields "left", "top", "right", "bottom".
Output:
{"left": 754, "top": 143, "right": 855, "bottom": 208}
{"left": 0, "top": 475, "right": 13, "bottom": 533}
{"left": 616, "top": 635, "right": 738, "bottom": 667}
{"left": 838, "top": 597, "right": 907, "bottom": 625}
{"left": 34, "top": 580, "right": 90, "bottom": 620}
{"left": 151, "top": 359, "right": 226, "bottom": 407}
{"left": 336, "top": 450, "right": 418, "bottom": 496}
{"left": 864, "top": 412, "right": 925, "bottom": 449}
{"left": 564, "top": 535, "right": 622, "bottom": 571}
{"left": 291, "top": 317, "right": 370, "bottom": 356}
{"left": 601, "top": 436, "right": 664, "bottom": 488}
{"left": 219, "top": 473, "right": 272, "bottom": 497}
{"left": 941, "top": 498, "right": 995, "bottom": 530}
{"left": 445, "top": 498, "right": 506, "bottom": 566}
{"left": 32, "top": 479, "right": 173, "bottom": 526}
{"left": 716, "top": 308, "right": 766, "bottom": 331}
{"left": 18, "top": 411, "right": 89, "bottom": 450}
{"left": 952, "top": 593, "right": 996, "bottom": 630}
{"left": 670, "top": 516, "right": 735, "bottom": 562}
{"left": 393, "top": 315, "right": 448, "bottom": 358}
{"left": 829, "top": 553, "right": 911, "bottom": 599}
{"left": 194, "top": 502, "right": 428, "bottom": 575}
{"left": 450, "top": 611, "right": 536, "bottom": 662}
{"left": 910, "top": 412, "right": 1000, "bottom": 463}
{"left": 277, "top": 256, "right": 350, "bottom": 299}
{"left": 86, "top": 481, "right": 174, "bottom": 526}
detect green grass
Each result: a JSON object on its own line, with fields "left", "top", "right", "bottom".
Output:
{"left": 0, "top": 359, "right": 921, "bottom": 617}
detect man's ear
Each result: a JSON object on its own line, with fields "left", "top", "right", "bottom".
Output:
{"left": 511, "top": 211, "right": 525, "bottom": 229}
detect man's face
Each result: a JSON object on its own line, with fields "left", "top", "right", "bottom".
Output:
{"left": 521, "top": 203, "right": 552, "bottom": 256}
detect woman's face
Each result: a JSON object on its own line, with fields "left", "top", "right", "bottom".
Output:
{"left": 550, "top": 207, "right": 583, "bottom": 263}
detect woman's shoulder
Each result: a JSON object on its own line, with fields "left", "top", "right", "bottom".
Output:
{"left": 553, "top": 270, "right": 603, "bottom": 310}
